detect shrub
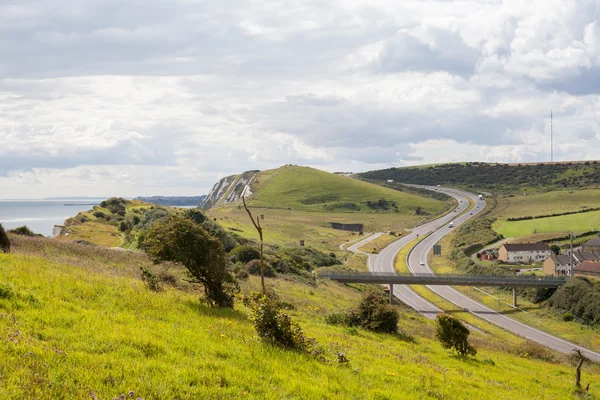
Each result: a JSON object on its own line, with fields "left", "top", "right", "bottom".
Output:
{"left": 93, "top": 211, "right": 106, "bottom": 219}
{"left": 8, "top": 226, "right": 41, "bottom": 237}
{"left": 347, "top": 289, "right": 399, "bottom": 333}
{"left": 0, "top": 224, "right": 11, "bottom": 253}
{"left": 232, "top": 245, "right": 261, "bottom": 264}
{"left": 244, "top": 292, "right": 312, "bottom": 350}
{"left": 119, "top": 221, "right": 130, "bottom": 232}
{"left": 245, "top": 260, "right": 276, "bottom": 277}
{"left": 185, "top": 209, "right": 207, "bottom": 225}
{"left": 324, "top": 312, "right": 349, "bottom": 325}
{"left": 140, "top": 266, "right": 161, "bottom": 292}
{"left": 435, "top": 314, "right": 476, "bottom": 356}
{"left": 562, "top": 312, "right": 574, "bottom": 322}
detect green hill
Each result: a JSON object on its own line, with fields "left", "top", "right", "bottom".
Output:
{"left": 360, "top": 161, "right": 600, "bottom": 192}
{"left": 248, "top": 166, "right": 444, "bottom": 215}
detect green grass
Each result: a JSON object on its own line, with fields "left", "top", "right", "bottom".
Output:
{"left": 494, "top": 190, "right": 600, "bottom": 220}
{"left": 494, "top": 210, "right": 600, "bottom": 238}
{"left": 209, "top": 207, "right": 423, "bottom": 252}
{"left": 1, "top": 236, "right": 598, "bottom": 399}
{"left": 249, "top": 166, "right": 447, "bottom": 215}
{"left": 357, "top": 234, "right": 401, "bottom": 254}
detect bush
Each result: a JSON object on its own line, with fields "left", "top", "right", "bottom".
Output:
{"left": 245, "top": 260, "right": 276, "bottom": 277}
{"left": 119, "top": 221, "right": 130, "bottom": 232}
{"left": 548, "top": 277, "right": 600, "bottom": 326}
{"left": 185, "top": 209, "right": 207, "bottom": 225}
{"left": 435, "top": 314, "right": 476, "bottom": 356}
{"left": 347, "top": 289, "right": 399, "bottom": 333}
{"left": 244, "top": 292, "right": 312, "bottom": 350}
{"left": 140, "top": 266, "right": 161, "bottom": 292}
{"left": 562, "top": 312, "right": 574, "bottom": 322}
{"left": 324, "top": 312, "right": 349, "bottom": 325}
{"left": 7, "top": 226, "right": 38, "bottom": 237}
{"left": 232, "top": 245, "right": 261, "bottom": 264}
{"left": 0, "top": 224, "right": 10, "bottom": 253}
{"left": 93, "top": 211, "right": 106, "bottom": 219}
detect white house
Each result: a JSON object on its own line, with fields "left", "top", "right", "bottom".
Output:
{"left": 498, "top": 243, "right": 551, "bottom": 264}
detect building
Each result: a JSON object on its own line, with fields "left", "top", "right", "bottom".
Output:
{"left": 543, "top": 254, "right": 571, "bottom": 276}
{"left": 582, "top": 238, "right": 600, "bottom": 253}
{"left": 572, "top": 250, "right": 600, "bottom": 263}
{"left": 498, "top": 243, "right": 551, "bottom": 264}
{"left": 574, "top": 261, "right": 600, "bottom": 280}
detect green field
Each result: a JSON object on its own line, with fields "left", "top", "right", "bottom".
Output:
{"left": 1, "top": 235, "right": 598, "bottom": 399}
{"left": 494, "top": 189, "right": 600, "bottom": 219}
{"left": 494, "top": 210, "right": 600, "bottom": 238}
{"left": 249, "top": 166, "right": 447, "bottom": 215}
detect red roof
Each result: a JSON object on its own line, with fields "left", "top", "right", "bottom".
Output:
{"left": 574, "top": 261, "right": 600, "bottom": 275}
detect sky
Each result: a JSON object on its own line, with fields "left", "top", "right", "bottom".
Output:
{"left": 1, "top": 0, "right": 600, "bottom": 198}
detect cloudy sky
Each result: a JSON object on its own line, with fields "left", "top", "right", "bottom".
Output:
{"left": 2, "top": 0, "right": 600, "bottom": 198}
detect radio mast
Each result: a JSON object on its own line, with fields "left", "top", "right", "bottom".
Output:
{"left": 551, "top": 110, "right": 553, "bottom": 162}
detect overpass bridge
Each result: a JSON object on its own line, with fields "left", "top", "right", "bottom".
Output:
{"left": 318, "top": 271, "right": 567, "bottom": 307}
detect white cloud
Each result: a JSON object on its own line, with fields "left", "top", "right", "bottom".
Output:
{"left": 1, "top": 0, "right": 600, "bottom": 198}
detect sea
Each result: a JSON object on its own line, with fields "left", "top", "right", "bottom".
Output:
{"left": 0, "top": 199, "right": 103, "bottom": 237}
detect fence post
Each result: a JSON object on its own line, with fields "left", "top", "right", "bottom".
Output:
{"left": 512, "top": 288, "right": 517, "bottom": 308}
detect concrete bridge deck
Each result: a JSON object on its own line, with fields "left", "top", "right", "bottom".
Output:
{"left": 318, "top": 271, "right": 567, "bottom": 288}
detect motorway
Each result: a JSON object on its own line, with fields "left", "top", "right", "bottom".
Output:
{"left": 349, "top": 186, "right": 600, "bottom": 362}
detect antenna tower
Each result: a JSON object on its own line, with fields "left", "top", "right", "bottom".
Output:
{"left": 551, "top": 110, "right": 553, "bottom": 162}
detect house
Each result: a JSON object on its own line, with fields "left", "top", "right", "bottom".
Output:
{"left": 582, "top": 238, "right": 600, "bottom": 253}
{"left": 498, "top": 243, "right": 551, "bottom": 264}
{"left": 543, "top": 254, "right": 571, "bottom": 276}
{"left": 574, "top": 261, "right": 600, "bottom": 280}
{"left": 572, "top": 251, "right": 600, "bottom": 263}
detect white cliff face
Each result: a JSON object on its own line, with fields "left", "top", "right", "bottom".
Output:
{"left": 200, "top": 175, "right": 236, "bottom": 209}
{"left": 200, "top": 171, "right": 259, "bottom": 210}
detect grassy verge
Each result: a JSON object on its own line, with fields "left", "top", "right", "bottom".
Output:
{"left": 0, "top": 236, "right": 598, "bottom": 398}
{"left": 357, "top": 234, "right": 401, "bottom": 254}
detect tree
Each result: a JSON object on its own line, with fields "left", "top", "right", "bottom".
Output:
{"left": 0, "top": 223, "right": 10, "bottom": 253}
{"left": 435, "top": 314, "right": 476, "bottom": 356}
{"left": 573, "top": 349, "right": 590, "bottom": 391}
{"left": 550, "top": 244, "right": 561, "bottom": 255}
{"left": 242, "top": 197, "right": 266, "bottom": 294}
{"left": 144, "top": 214, "right": 238, "bottom": 307}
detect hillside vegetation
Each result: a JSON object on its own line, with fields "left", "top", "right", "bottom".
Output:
{"left": 1, "top": 235, "right": 599, "bottom": 399}
{"left": 58, "top": 198, "right": 171, "bottom": 248}
{"left": 207, "top": 166, "right": 452, "bottom": 251}
{"left": 360, "top": 161, "right": 600, "bottom": 191}
{"left": 249, "top": 166, "right": 444, "bottom": 215}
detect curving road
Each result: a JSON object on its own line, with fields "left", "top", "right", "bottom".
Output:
{"left": 348, "top": 185, "right": 600, "bottom": 361}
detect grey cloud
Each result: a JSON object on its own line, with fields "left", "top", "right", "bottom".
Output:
{"left": 372, "top": 31, "right": 481, "bottom": 77}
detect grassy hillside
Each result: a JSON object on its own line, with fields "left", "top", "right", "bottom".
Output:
{"left": 1, "top": 235, "right": 598, "bottom": 399}
{"left": 249, "top": 166, "right": 445, "bottom": 215}
{"left": 360, "top": 161, "right": 600, "bottom": 192}
{"left": 208, "top": 166, "right": 453, "bottom": 251}
{"left": 58, "top": 198, "right": 171, "bottom": 248}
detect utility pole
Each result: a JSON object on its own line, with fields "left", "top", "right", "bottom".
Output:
{"left": 551, "top": 110, "right": 553, "bottom": 162}
{"left": 569, "top": 232, "right": 574, "bottom": 277}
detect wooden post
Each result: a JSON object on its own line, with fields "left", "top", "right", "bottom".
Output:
{"left": 389, "top": 284, "right": 394, "bottom": 304}
{"left": 512, "top": 288, "right": 517, "bottom": 308}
